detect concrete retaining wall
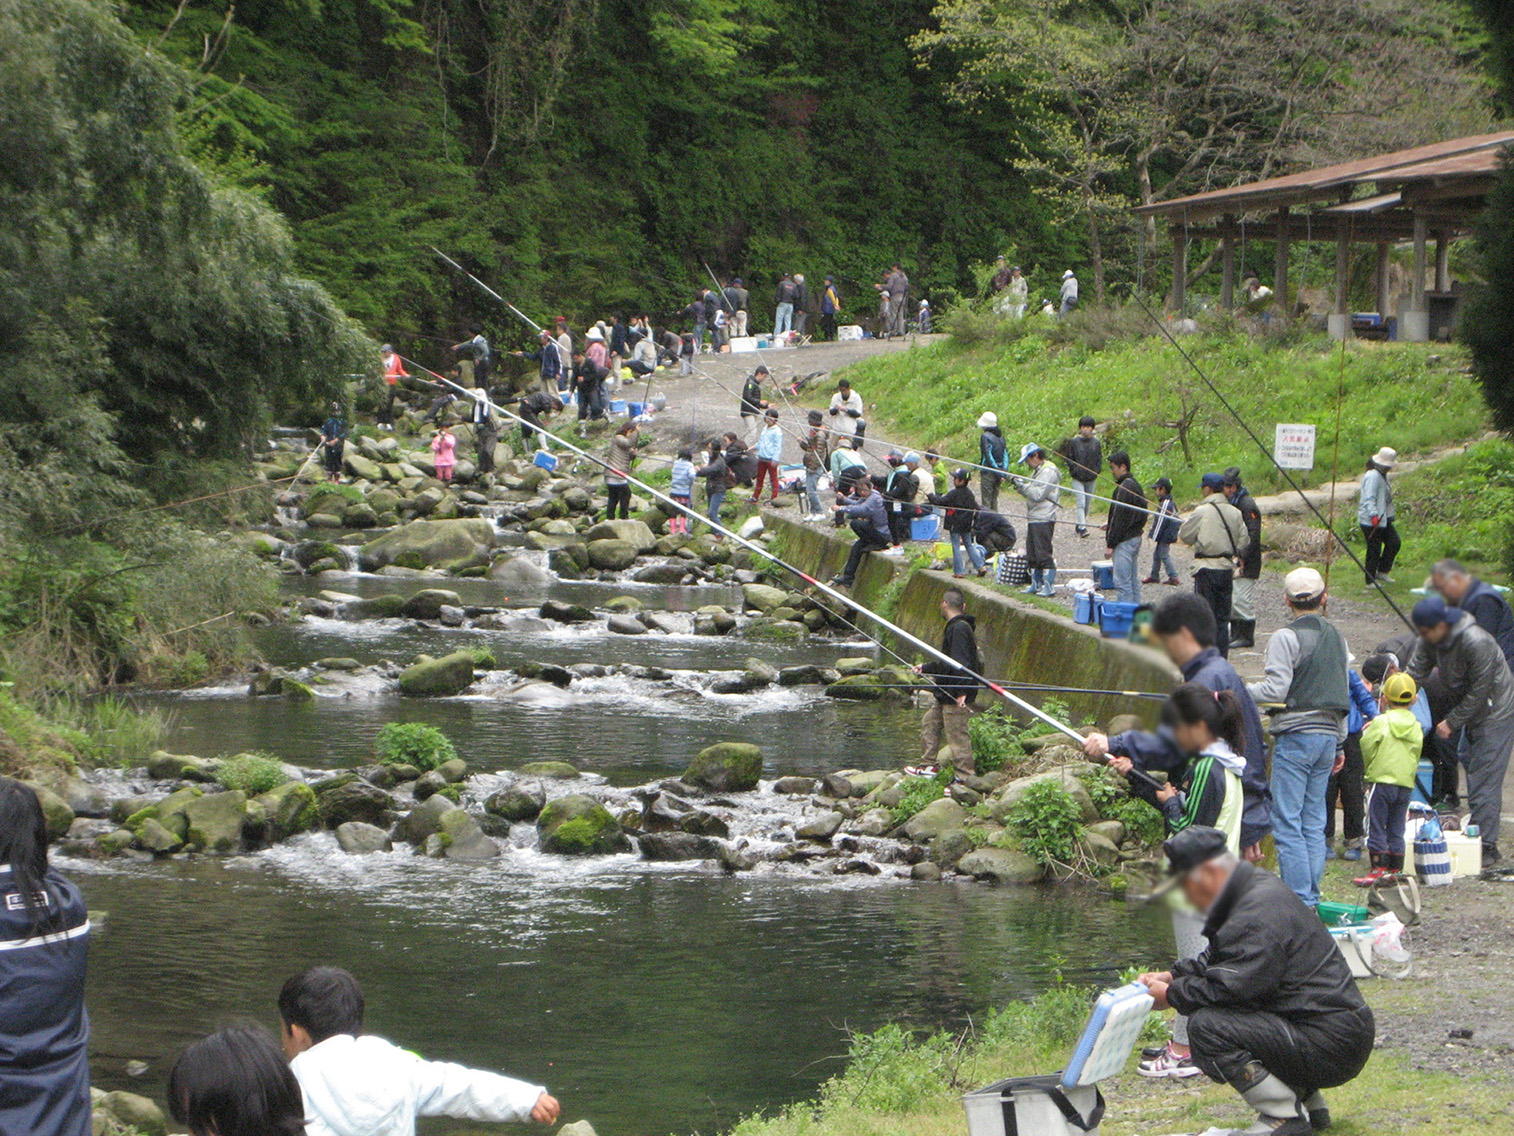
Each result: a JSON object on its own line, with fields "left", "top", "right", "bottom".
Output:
{"left": 765, "top": 515, "right": 1178, "bottom": 726}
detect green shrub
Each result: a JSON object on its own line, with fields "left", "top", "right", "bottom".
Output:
{"left": 374, "top": 722, "right": 457, "bottom": 771}
{"left": 968, "top": 708, "right": 1027, "bottom": 774}
{"left": 889, "top": 775, "right": 947, "bottom": 825}
{"left": 1076, "top": 766, "right": 1166, "bottom": 846}
{"left": 1005, "top": 780, "right": 1084, "bottom": 866}
{"left": 215, "top": 752, "right": 291, "bottom": 794}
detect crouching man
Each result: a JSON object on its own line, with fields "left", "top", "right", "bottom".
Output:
{"left": 1138, "top": 828, "right": 1374, "bottom": 1136}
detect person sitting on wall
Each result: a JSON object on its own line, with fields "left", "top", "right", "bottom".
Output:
{"left": 1137, "top": 828, "right": 1375, "bottom": 1136}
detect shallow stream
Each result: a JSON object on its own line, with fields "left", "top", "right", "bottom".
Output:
{"left": 77, "top": 567, "right": 1169, "bottom": 1134}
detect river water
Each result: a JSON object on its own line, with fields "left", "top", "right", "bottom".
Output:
{"left": 75, "top": 568, "right": 1169, "bottom": 1134}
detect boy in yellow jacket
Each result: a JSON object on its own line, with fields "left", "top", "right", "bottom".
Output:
{"left": 1355, "top": 673, "right": 1423, "bottom": 886}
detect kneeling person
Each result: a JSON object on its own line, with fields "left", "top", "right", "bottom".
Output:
{"left": 1139, "top": 828, "right": 1374, "bottom": 1136}
{"left": 280, "top": 966, "right": 560, "bottom": 1136}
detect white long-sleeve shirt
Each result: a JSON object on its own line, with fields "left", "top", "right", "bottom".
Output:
{"left": 828, "top": 390, "right": 864, "bottom": 436}
{"left": 291, "top": 1034, "right": 545, "bottom": 1136}
{"left": 1015, "top": 462, "right": 1061, "bottom": 523}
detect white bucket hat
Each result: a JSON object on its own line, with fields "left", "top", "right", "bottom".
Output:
{"left": 1372, "top": 447, "right": 1398, "bottom": 469}
{"left": 585, "top": 328, "right": 605, "bottom": 343}
{"left": 1284, "top": 567, "right": 1327, "bottom": 602}
{"left": 977, "top": 411, "right": 998, "bottom": 429}
{"left": 1063, "top": 269, "right": 1075, "bottom": 279}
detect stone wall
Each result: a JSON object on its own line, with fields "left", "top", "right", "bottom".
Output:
{"left": 765, "top": 515, "right": 1177, "bottom": 726}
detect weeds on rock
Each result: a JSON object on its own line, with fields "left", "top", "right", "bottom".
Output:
{"left": 890, "top": 772, "right": 950, "bottom": 825}
{"left": 1077, "top": 766, "right": 1165, "bottom": 846}
{"left": 374, "top": 722, "right": 457, "bottom": 771}
{"left": 215, "top": 752, "right": 292, "bottom": 794}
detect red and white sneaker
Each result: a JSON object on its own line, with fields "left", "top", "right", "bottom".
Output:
{"left": 1137, "top": 1044, "right": 1203, "bottom": 1079}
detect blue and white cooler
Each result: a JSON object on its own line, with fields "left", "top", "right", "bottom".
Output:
{"left": 962, "top": 983, "right": 1153, "bottom": 1136}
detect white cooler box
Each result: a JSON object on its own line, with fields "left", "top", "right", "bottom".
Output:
{"left": 962, "top": 983, "right": 1152, "bottom": 1136}
{"left": 728, "top": 336, "right": 759, "bottom": 353}
{"left": 1446, "top": 832, "right": 1482, "bottom": 878}
{"left": 837, "top": 324, "right": 864, "bottom": 340}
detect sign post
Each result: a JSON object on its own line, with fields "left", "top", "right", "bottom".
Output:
{"left": 1274, "top": 424, "right": 1316, "bottom": 471}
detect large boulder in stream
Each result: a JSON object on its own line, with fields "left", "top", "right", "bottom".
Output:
{"left": 358, "top": 518, "right": 495, "bottom": 572}
{"left": 537, "top": 795, "right": 631, "bottom": 856}
{"left": 683, "top": 742, "right": 763, "bottom": 793}
{"left": 400, "top": 589, "right": 464, "bottom": 620}
{"left": 956, "top": 847, "right": 1046, "bottom": 885}
{"left": 255, "top": 781, "right": 318, "bottom": 842}
{"left": 394, "top": 793, "right": 456, "bottom": 845}
{"left": 584, "top": 519, "right": 657, "bottom": 552}
{"left": 336, "top": 821, "right": 393, "bottom": 854}
{"left": 586, "top": 539, "right": 639, "bottom": 570}
{"left": 23, "top": 782, "right": 76, "bottom": 840}
{"left": 740, "top": 584, "right": 789, "bottom": 613}
{"left": 429, "top": 808, "right": 500, "bottom": 861}
{"left": 899, "top": 798, "right": 966, "bottom": 843}
{"left": 398, "top": 651, "right": 475, "bottom": 697}
{"left": 485, "top": 785, "right": 546, "bottom": 822}
{"left": 181, "top": 790, "right": 248, "bottom": 854}
{"left": 639, "top": 832, "right": 722, "bottom": 862}
{"left": 315, "top": 776, "right": 397, "bottom": 829}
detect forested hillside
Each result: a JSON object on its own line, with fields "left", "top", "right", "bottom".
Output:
{"left": 125, "top": 0, "right": 1497, "bottom": 357}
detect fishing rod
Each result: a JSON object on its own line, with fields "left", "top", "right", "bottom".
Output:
{"left": 1127, "top": 290, "right": 1414, "bottom": 631}
{"left": 395, "top": 353, "right": 1099, "bottom": 748}
{"left": 431, "top": 248, "right": 545, "bottom": 335}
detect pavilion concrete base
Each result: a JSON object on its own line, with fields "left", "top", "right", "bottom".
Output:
{"left": 1400, "top": 311, "right": 1430, "bottom": 342}
{"left": 1327, "top": 314, "right": 1353, "bottom": 341}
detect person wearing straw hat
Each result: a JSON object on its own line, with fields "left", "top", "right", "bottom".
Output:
{"left": 1011, "top": 442, "right": 1060, "bottom": 596}
{"left": 1357, "top": 447, "right": 1400, "bottom": 586}
{"left": 977, "top": 411, "right": 1009, "bottom": 511}
{"left": 1245, "top": 567, "right": 1350, "bottom": 908}
{"left": 1137, "top": 827, "right": 1375, "bottom": 1136}
{"left": 1406, "top": 594, "right": 1514, "bottom": 866}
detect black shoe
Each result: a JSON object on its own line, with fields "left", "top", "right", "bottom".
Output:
{"left": 1310, "top": 1105, "right": 1332, "bottom": 1130}
{"left": 828, "top": 575, "right": 852, "bottom": 588}
{"left": 1484, "top": 842, "right": 1501, "bottom": 866}
{"left": 1140, "top": 1044, "right": 1168, "bottom": 1060}
{"left": 1076, "top": 527, "right": 1089, "bottom": 538}
{"left": 1229, "top": 620, "right": 1256, "bottom": 649}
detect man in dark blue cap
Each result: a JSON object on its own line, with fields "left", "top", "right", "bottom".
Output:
{"left": 1139, "top": 828, "right": 1374, "bottom": 1136}
{"left": 1407, "top": 594, "right": 1514, "bottom": 864}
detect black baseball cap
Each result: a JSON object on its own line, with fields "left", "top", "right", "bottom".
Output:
{"left": 1147, "top": 827, "right": 1230, "bottom": 899}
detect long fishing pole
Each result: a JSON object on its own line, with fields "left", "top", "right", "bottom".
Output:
{"left": 1127, "top": 290, "right": 1414, "bottom": 631}
{"left": 431, "top": 248, "right": 545, "bottom": 335}
{"left": 395, "top": 353, "right": 1097, "bottom": 747}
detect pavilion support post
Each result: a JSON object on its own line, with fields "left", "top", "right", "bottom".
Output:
{"left": 1170, "top": 227, "right": 1188, "bottom": 314}
{"left": 1403, "top": 213, "right": 1430, "bottom": 342}
{"left": 1435, "top": 233, "right": 1451, "bottom": 292}
{"left": 1376, "top": 242, "right": 1391, "bottom": 318}
{"left": 1220, "top": 217, "right": 1236, "bottom": 309}
{"left": 1328, "top": 236, "right": 1352, "bottom": 340}
{"left": 1273, "top": 208, "right": 1290, "bottom": 316}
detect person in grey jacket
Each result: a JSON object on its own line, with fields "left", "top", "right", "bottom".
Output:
{"left": 830, "top": 480, "right": 891, "bottom": 587}
{"left": 1407, "top": 595, "right": 1514, "bottom": 864}
{"left": 1012, "top": 442, "right": 1061, "bottom": 596}
{"left": 1357, "top": 447, "right": 1399, "bottom": 586}
{"left": 1246, "top": 568, "right": 1350, "bottom": 907}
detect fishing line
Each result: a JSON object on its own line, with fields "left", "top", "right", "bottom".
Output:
{"left": 1127, "top": 289, "right": 1413, "bottom": 631}
{"left": 393, "top": 352, "right": 1107, "bottom": 746}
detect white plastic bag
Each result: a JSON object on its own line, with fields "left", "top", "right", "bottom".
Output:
{"left": 1368, "top": 912, "right": 1413, "bottom": 979}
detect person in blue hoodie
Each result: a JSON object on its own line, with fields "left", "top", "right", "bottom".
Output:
{"left": 1323, "top": 667, "right": 1379, "bottom": 861}
{"left": 830, "top": 478, "right": 891, "bottom": 587}
{"left": 0, "top": 780, "right": 92, "bottom": 1136}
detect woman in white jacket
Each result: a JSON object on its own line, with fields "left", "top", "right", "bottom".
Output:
{"left": 1357, "top": 446, "right": 1399, "bottom": 586}
{"left": 279, "top": 967, "right": 560, "bottom": 1136}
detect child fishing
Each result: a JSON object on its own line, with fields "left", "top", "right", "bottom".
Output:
{"left": 1354, "top": 672, "right": 1423, "bottom": 886}
{"left": 1101, "top": 683, "right": 1246, "bottom": 1081}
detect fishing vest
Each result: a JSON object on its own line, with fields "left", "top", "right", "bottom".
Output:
{"left": 1284, "top": 614, "right": 1350, "bottom": 714}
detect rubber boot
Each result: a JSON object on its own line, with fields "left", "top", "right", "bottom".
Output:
{"left": 1042, "top": 567, "right": 1057, "bottom": 597}
{"left": 1303, "top": 1091, "right": 1331, "bottom": 1131}
{"left": 1229, "top": 619, "right": 1256, "bottom": 649}
{"left": 1024, "top": 569, "right": 1042, "bottom": 596}
{"left": 1217, "top": 1067, "right": 1311, "bottom": 1136}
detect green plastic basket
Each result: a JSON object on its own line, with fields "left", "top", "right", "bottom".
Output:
{"left": 1317, "top": 901, "right": 1371, "bottom": 927}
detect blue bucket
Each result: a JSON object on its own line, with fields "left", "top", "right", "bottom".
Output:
{"left": 1099, "top": 601, "right": 1139, "bottom": 639}
{"left": 609, "top": 399, "right": 627, "bottom": 415}
{"left": 1091, "top": 560, "right": 1116, "bottom": 590}
{"left": 1074, "top": 591, "right": 1101, "bottom": 626}
{"left": 533, "top": 450, "right": 558, "bottom": 471}
{"left": 910, "top": 514, "right": 940, "bottom": 542}
{"left": 627, "top": 401, "right": 645, "bottom": 418}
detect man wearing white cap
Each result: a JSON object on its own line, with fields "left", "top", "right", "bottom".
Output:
{"left": 1012, "top": 443, "right": 1060, "bottom": 596}
{"left": 1059, "top": 269, "right": 1079, "bottom": 317}
{"left": 1357, "top": 447, "right": 1399, "bottom": 586}
{"left": 977, "top": 412, "right": 1009, "bottom": 512}
{"left": 1246, "top": 568, "right": 1351, "bottom": 906}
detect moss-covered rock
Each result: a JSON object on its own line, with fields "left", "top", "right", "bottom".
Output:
{"left": 181, "top": 790, "right": 248, "bottom": 854}
{"left": 133, "top": 817, "right": 183, "bottom": 853}
{"left": 400, "top": 589, "right": 464, "bottom": 620}
{"left": 537, "top": 794, "right": 631, "bottom": 855}
{"left": 517, "top": 761, "right": 580, "bottom": 780}
{"left": 957, "top": 847, "right": 1045, "bottom": 885}
{"left": 824, "top": 674, "right": 887, "bottom": 701}
{"left": 586, "top": 539, "right": 639, "bottom": 570}
{"left": 315, "top": 777, "right": 395, "bottom": 829}
{"left": 146, "top": 751, "right": 218, "bottom": 781}
{"left": 485, "top": 785, "right": 546, "bottom": 821}
{"left": 22, "top": 782, "right": 74, "bottom": 839}
{"left": 437, "top": 807, "right": 500, "bottom": 861}
{"left": 335, "top": 821, "right": 393, "bottom": 854}
{"left": 341, "top": 594, "right": 408, "bottom": 620}
{"left": 358, "top": 517, "right": 495, "bottom": 571}
{"left": 398, "top": 651, "right": 475, "bottom": 697}
{"left": 742, "top": 618, "right": 807, "bottom": 643}
{"left": 684, "top": 742, "right": 763, "bottom": 792}
{"left": 255, "top": 781, "right": 318, "bottom": 842}
{"left": 740, "top": 583, "right": 789, "bottom": 613}
{"left": 604, "top": 595, "right": 646, "bottom": 614}
{"left": 394, "top": 793, "right": 456, "bottom": 845}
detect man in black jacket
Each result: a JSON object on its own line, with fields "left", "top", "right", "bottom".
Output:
{"left": 1224, "top": 468, "right": 1264, "bottom": 648}
{"left": 1105, "top": 450, "right": 1146, "bottom": 605}
{"left": 883, "top": 452, "right": 919, "bottom": 548}
{"left": 914, "top": 588, "right": 982, "bottom": 773}
{"left": 1140, "top": 828, "right": 1374, "bottom": 1136}
{"left": 1059, "top": 415, "right": 1102, "bottom": 536}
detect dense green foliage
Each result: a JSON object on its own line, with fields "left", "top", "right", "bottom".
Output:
{"left": 1077, "top": 766, "right": 1165, "bottom": 847}
{"left": 374, "top": 721, "right": 458, "bottom": 771}
{"left": 832, "top": 320, "right": 1488, "bottom": 507}
{"left": 1004, "top": 780, "right": 1083, "bottom": 866}
{"left": 1465, "top": 2, "right": 1514, "bottom": 433}
{"left": 966, "top": 699, "right": 1068, "bottom": 774}
{"left": 889, "top": 775, "right": 948, "bottom": 825}
{"left": 1385, "top": 437, "right": 1514, "bottom": 579}
{"left": 215, "top": 752, "right": 293, "bottom": 795}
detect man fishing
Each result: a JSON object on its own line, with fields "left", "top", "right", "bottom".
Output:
{"left": 913, "top": 588, "right": 982, "bottom": 774}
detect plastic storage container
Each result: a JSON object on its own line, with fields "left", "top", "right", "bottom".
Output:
{"left": 963, "top": 1076, "right": 1103, "bottom": 1136}
{"left": 1330, "top": 926, "right": 1376, "bottom": 979}
{"left": 1074, "top": 591, "right": 1101, "bottom": 626}
{"left": 532, "top": 450, "right": 558, "bottom": 472}
{"left": 1446, "top": 833, "right": 1483, "bottom": 878}
{"left": 1317, "top": 901, "right": 1371, "bottom": 927}
{"left": 911, "top": 514, "right": 941, "bottom": 541}
{"left": 1099, "top": 601, "right": 1139, "bottom": 639}
{"left": 627, "top": 401, "right": 645, "bottom": 418}
{"left": 1091, "top": 560, "right": 1116, "bottom": 589}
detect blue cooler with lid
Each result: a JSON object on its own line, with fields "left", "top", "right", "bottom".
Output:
{"left": 1099, "top": 601, "right": 1139, "bottom": 638}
